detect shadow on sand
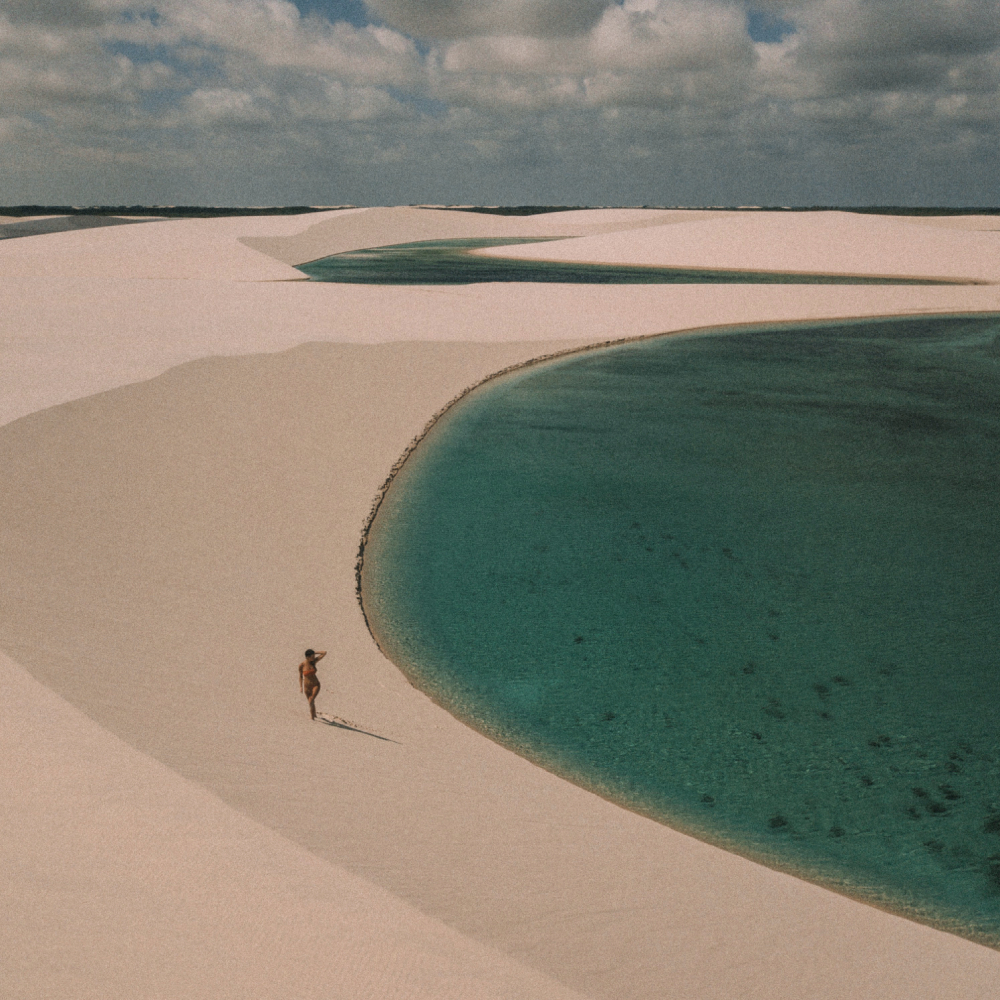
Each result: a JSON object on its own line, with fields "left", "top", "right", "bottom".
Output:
{"left": 315, "top": 714, "right": 400, "bottom": 743}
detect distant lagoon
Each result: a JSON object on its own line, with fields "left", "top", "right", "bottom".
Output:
{"left": 362, "top": 313, "right": 1000, "bottom": 947}
{"left": 297, "top": 237, "right": 961, "bottom": 285}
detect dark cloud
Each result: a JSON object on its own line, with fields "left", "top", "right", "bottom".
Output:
{"left": 1, "top": 0, "right": 113, "bottom": 28}
{"left": 784, "top": 0, "right": 1000, "bottom": 99}
{"left": 828, "top": 0, "right": 1000, "bottom": 58}
{"left": 363, "top": 0, "right": 608, "bottom": 39}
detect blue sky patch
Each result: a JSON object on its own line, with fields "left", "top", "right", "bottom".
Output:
{"left": 290, "top": 0, "right": 372, "bottom": 28}
{"left": 746, "top": 8, "right": 796, "bottom": 43}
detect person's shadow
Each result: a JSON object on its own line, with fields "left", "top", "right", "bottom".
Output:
{"left": 316, "top": 714, "right": 400, "bottom": 743}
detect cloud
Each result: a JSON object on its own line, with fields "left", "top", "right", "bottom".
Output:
{"left": 1, "top": 0, "right": 122, "bottom": 29}
{"left": 363, "top": 0, "right": 608, "bottom": 40}
{"left": 430, "top": 1, "right": 755, "bottom": 110}
{"left": 0, "top": 0, "right": 996, "bottom": 205}
{"left": 774, "top": 0, "right": 998, "bottom": 102}
{"left": 143, "top": 0, "right": 422, "bottom": 84}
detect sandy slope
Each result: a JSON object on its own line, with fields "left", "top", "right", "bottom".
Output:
{"left": 5, "top": 273, "right": 999, "bottom": 429}
{"left": 239, "top": 205, "right": 731, "bottom": 265}
{"left": 0, "top": 215, "right": 166, "bottom": 241}
{"left": 0, "top": 648, "right": 589, "bottom": 1000}
{"left": 0, "top": 209, "right": 359, "bottom": 280}
{"left": 3, "top": 209, "right": 1000, "bottom": 999}
{"left": 902, "top": 215, "right": 1000, "bottom": 231}
{"left": 473, "top": 210, "right": 1000, "bottom": 283}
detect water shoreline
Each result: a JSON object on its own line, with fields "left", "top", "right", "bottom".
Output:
{"left": 358, "top": 310, "right": 1000, "bottom": 951}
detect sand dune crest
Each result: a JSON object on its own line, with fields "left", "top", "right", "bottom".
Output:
{"left": 475, "top": 210, "right": 1000, "bottom": 283}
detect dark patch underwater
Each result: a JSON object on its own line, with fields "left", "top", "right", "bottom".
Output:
{"left": 363, "top": 313, "right": 1000, "bottom": 947}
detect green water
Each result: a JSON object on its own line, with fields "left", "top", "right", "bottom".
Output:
{"left": 362, "top": 314, "right": 1000, "bottom": 946}
{"left": 297, "top": 237, "right": 953, "bottom": 284}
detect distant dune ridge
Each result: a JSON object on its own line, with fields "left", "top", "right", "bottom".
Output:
{"left": 239, "top": 205, "right": 729, "bottom": 266}
{"left": 472, "top": 210, "right": 1000, "bottom": 284}
{"left": 3, "top": 207, "right": 1000, "bottom": 999}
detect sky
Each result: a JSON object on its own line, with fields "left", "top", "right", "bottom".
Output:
{"left": 1, "top": 0, "right": 998, "bottom": 206}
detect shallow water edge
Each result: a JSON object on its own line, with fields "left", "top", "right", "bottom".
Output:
{"left": 357, "top": 312, "right": 1000, "bottom": 950}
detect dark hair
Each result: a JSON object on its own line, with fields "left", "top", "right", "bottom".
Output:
{"left": 305, "top": 649, "right": 315, "bottom": 658}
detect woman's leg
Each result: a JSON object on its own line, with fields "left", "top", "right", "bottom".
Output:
{"left": 306, "top": 678, "right": 320, "bottom": 719}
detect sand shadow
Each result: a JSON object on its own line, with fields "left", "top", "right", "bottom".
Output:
{"left": 315, "top": 714, "right": 400, "bottom": 743}
{"left": 0, "top": 215, "right": 164, "bottom": 241}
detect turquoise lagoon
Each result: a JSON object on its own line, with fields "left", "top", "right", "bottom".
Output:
{"left": 297, "top": 237, "right": 954, "bottom": 284}
{"left": 362, "top": 314, "right": 1000, "bottom": 946}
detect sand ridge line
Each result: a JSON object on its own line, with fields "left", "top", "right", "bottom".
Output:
{"left": 243, "top": 205, "right": 733, "bottom": 267}
{"left": 472, "top": 210, "right": 1000, "bottom": 285}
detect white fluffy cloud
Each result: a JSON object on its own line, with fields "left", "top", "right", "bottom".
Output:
{"left": 0, "top": 0, "right": 997, "bottom": 204}
{"left": 430, "top": 1, "right": 756, "bottom": 109}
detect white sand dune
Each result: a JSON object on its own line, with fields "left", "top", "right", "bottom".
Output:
{"left": 5, "top": 276, "right": 999, "bottom": 429}
{"left": 1, "top": 648, "right": 589, "bottom": 1000}
{"left": 3, "top": 209, "right": 1000, "bottom": 999}
{"left": 902, "top": 214, "right": 1000, "bottom": 231}
{"left": 473, "top": 210, "right": 1000, "bottom": 283}
{"left": 0, "top": 205, "right": 724, "bottom": 278}
{"left": 0, "top": 209, "right": 360, "bottom": 281}
{"left": 240, "top": 205, "right": 731, "bottom": 266}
